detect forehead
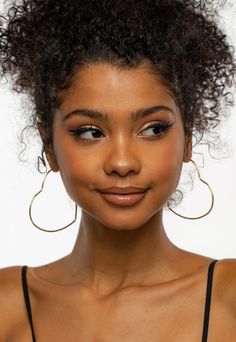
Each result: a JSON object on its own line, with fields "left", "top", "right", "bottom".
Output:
{"left": 58, "top": 62, "right": 179, "bottom": 118}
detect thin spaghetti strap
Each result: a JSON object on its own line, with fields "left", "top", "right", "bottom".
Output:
{"left": 201, "top": 259, "right": 218, "bottom": 342}
{"left": 21, "top": 266, "right": 37, "bottom": 342}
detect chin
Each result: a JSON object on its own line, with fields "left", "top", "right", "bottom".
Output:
{"left": 88, "top": 209, "right": 157, "bottom": 232}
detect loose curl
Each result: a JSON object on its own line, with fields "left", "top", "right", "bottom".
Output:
{"left": 0, "top": 0, "right": 235, "bottom": 205}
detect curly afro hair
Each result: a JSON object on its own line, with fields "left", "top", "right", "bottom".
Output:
{"left": 0, "top": 0, "right": 235, "bottom": 157}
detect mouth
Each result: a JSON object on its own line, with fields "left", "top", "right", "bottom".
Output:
{"left": 97, "top": 189, "right": 149, "bottom": 206}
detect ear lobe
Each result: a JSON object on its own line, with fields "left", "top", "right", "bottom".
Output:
{"left": 37, "top": 122, "right": 59, "bottom": 172}
{"left": 183, "top": 134, "right": 192, "bottom": 163}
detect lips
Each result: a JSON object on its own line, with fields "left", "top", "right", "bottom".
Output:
{"left": 97, "top": 187, "right": 149, "bottom": 206}
{"left": 98, "top": 187, "right": 149, "bottom": 194}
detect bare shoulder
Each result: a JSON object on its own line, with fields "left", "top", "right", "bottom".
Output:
{"left": 0, "top": 265, "right": 22, "bottom": 302}
{"left": 214, "top": 258, "right": 236, "bottom": 312}
{"left": 0, "top": 266, "right": 25, "bottom": 338}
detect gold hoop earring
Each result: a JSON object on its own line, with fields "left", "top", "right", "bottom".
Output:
{"left": 167, "top": 159, "right": 214, "bottom": 220}
{"left": 29, "top": 169, "right": 78, "bottom": 232}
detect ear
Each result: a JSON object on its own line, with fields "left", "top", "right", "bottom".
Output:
{"left": 37, "top": 122, "right": 59, "bottom": 172}
{"left": 183, "top": 134, "right": 192, "bottom": 163}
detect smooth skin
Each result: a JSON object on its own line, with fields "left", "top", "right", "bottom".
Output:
{"left": 0, "top": 61, "right": 236, "bottom": 341}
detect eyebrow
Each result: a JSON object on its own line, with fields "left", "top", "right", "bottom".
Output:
{"left": 62, "top": 105, "right": 175, "bottom": 122}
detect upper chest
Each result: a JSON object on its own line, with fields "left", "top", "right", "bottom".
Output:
{"left": 13, "top": 270, "right": 236, "bottom": 341}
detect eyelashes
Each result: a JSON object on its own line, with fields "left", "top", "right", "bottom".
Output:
{"left": 69, "top": 122, "right": 174, "bottom": 142}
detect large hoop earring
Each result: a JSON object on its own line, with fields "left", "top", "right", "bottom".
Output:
{"left": 167, "top": 159, "right": 214, "bottom": 220}
{"left": 29, "top": 169, "right": 78, "bottom": 232}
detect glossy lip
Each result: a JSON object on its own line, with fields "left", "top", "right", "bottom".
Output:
{"left": 97, "top": 187, "right": 149, "bottom": 194}
{"left": 98, "top": 189, "right": 149, "bottom": 206}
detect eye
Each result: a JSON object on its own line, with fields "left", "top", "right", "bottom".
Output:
{"left": 69, "top": 122, "right": 173, "bottom": 142}
{"left": 140, "top": 122, "right": 173, "bottom": 137}
{"left": 69, "top": 126, "right": 104, "bottom": 142}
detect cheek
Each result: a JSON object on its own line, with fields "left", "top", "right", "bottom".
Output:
{"left": 52, "top": 138, "right": 99, "bottom": 203}
{"left": 145, "top": 131, "right": 185, "bottom": 192}
{"left": 58, "top": 153, "right": 99, "bottom": 204}
{"left": 158, "top": 157, "right": 183, "bottom": 195}
{"left": 159, "top": 145, "right": 184, "bottom": 179}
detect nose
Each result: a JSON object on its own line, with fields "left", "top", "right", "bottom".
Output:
{"left": 104, "top": 137, "right": 142, "bottom": 177}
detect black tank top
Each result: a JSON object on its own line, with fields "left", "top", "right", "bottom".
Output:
{"left": 21, "top": 259, "right": 218, "bottom": 342}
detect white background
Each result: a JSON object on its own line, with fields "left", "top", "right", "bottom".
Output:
{"left": 0, "top": 2, "right": 235, "bottom": 268}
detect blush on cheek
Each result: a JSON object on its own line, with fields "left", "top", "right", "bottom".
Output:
{"left": 159, "top": 156, "right": 183, "bottom": 193}
{"left": 60, "top": 163, "right": 97, "bottom": 207}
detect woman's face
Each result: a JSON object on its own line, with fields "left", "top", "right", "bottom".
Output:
{"left": 43, "top": 62, "right": 191, "bottom": 230}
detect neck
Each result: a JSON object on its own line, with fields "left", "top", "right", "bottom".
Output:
{"left": 66, "top": 210, "right": 185, "bottom": 295}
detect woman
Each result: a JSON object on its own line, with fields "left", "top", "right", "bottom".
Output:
{"left": 0, "top": 0, "right": 235, "bottom": 340}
